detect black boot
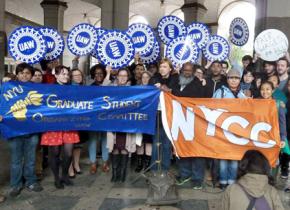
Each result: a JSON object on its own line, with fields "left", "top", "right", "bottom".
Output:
{"left": 120, "top": 154, "right": 129, "bottom": 183}
{"left": 111, "top": 154, "right": 121, "bottom": 182}
{"left": 135, "top": 155, "right": 143, "bottom": 173}
{"left": 143, "top": 155, "right": 151, "bottom": 172}
{"left": 61, "top": 155, "right": 74, "bottom": 186}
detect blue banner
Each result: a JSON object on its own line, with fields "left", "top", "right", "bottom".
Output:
{"left": 0, "top": 82, "right": 160, "bottom": 139}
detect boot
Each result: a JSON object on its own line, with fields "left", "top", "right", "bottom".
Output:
{"left": 120, "top": 154, "right": 129, "bottom": 183}
{"left": 111, "top": 154, "right": 121, "bottom": 182}
{"left": 144, "top": 155, "right": 151, "bottom": 172}
{"left": 61, "top": 155, "right": 74, "bottom": 186}
{"left": 135, "top": 155, "right": 143, "bottom": 173}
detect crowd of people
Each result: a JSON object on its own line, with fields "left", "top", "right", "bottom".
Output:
{"left": 0, "top": 53, "right": 289, "bottom": 209}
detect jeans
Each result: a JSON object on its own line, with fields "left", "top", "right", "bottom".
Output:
{"left": 178, "top": 157, "right": 205, "bottom": 184}
{"left": 151, "top": 117, "right": 172, "bottom": 172}
{"left": 88, "top": 132, "right": 108, "bottom": 163}
{"left": 219, "top": 160, "right": 238, "bottom": 184}
{"left": 8, "top": 134, "right": 39, "bottom": 188}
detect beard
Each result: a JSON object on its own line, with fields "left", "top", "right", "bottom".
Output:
{"left": 179, "top": 74, "right": 193, "bottom": 87}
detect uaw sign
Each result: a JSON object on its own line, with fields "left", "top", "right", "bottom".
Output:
{"left": 127, "top": 23, "right": 155, "bottom": 56}
{"left": 229, "top": 17, "right": 249, "bottom": 46}
{"left": 187, "top": 22, "right": 210, "bottom": 49}
{"left": 67, "top": 23, "right": 98, "bottom": 56}
{"left": 157, "top": 15, "right": 186, "bottom": 45}
{"left": 254, "top": 29, "right": 288, "bottom": 62}
{"left": 203, "top": 35, "right": 230, "bottom": 61}
{"left": 0, "top": 81, "right": 160, "bottom": 139}
{"left": 96, "top": 31, "right": 135, "bottom": 69}
{"left": 8, "top": 26, "right": 47, "bottom": 64}
{"left": 40, "top": 27, "right": 65, "bottom": 61}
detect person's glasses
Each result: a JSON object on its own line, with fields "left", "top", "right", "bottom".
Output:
{"left": 227, "top": 76, "right": 240, "bottom": 80}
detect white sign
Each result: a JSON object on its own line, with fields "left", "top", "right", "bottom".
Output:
{"left": 254, "top": 29, "right": 288, "bottom": 61}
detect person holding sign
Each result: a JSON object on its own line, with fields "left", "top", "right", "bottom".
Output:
{"left": 41, "top": 66, "right": 80, "bottom": 189}
{"left": 213, "top": 69, "right": 246, "bottom": 190}
{"left": 5, "top": 63, "right": 43, "bottom": 197}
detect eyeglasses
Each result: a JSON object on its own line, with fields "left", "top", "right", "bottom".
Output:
{"left": 227, "top": 76, "right": 241, "bottom": 80}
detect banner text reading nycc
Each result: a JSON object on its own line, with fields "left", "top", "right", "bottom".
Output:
{"left": 160, "top": 92, "right": 281, "bottom": 166}
{"left": 0, "top": 82, "right": 160, "bottom": 139}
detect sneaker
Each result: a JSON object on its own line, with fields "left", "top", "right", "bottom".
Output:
{"left": 281, "top": 172, "right": 288, "bottom": 179}
{"left": 285, "top": 187, "right": 290, "bottom": 193}
{"left": 193, "top": 183, "right": 203, "bottom": 190}
{"left": 219, "top": 184, "right": 228, "bottom": 190}
{"left": 26, "top": 183, "right": 43, "bottom": 192}
{"left": 175, "top": 176, "right": 191, "bottom": 186}
{"left": 9, "top": 187, "right": 22, "bottom": 197}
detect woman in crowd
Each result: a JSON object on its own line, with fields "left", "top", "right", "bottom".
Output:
{"left": 240, "top": 69, "right": 255, "bottom": 97}
{"left": 268, "top": 74, "right": 287, "bottom": 104}
{"left": 41, "top": 65, "right": 80, "bottom": 189}
{"left": 87, "top": 64, "right": 110, "bottom": 174}
{"left": 68, "top": 69, "right": 87, "bottom": 177}
{"left": 135, "top": 71, "right": 153, "bottom": 172}
{"left": 213, "top": 69, "right": 246, "bottom": 190}
{"left": 221, "top": 150, "right": 284, "bottom": 210}
{"left": 104, "top": 67, "right": 141, "bottom": 182}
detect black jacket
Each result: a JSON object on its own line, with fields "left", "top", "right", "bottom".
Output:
{"left": 204, "top": 75, "right": 227, "bottom": 98}
{"left": 172, "top": 76, "right": 205, "bottom": 98}
{"left": 149, "top": 73, "right": 179, "bottom": 89}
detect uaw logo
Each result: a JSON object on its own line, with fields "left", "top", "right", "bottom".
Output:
{"left": 67, "top": 23, "right": 98, "bottom": 56}
{"left": 203, "top": 35, "right": 230, "bottom": 61}
{"left": 127, "top": 23, "right": 155, "bottom": 56}
{"left": 8, "top": 26, "right": 47, "bottom": 64}
{"left": 40, "top": 27, "right": 65, "bottom": 60}
{"left": 166, "top": 36, "right": 198, "bottom": 67}
{"left": 157, "top": 15, "right": 186, "bottom": 45}
{"left": 5, "top": 90, "right": 43, "bottom": 121}
{"left": 187, "top": 22, "right": 210, "bottom": 49}
{"left": 96, "top": 31, "right": 135, "bottom": 69}
{"left": 229, "top": 17, "right": 249, "bottom": 46}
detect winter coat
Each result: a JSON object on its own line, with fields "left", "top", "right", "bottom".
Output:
{"left": 213, "top": 85, "right": 246, "bottom": 99}
{"left": 171, "top": 76, "right": 205, "bottom": 98}
{"left": 221, "top": 173, "right": 285, "bottom": 210}
{"left": 204, "top": 75, "right": 227, "bottom": 98}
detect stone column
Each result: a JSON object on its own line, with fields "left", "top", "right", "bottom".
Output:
{"left": 41, "top": 0, "right": 68, "bottom": 63}
{"left": 181, "top": 0, "right": 207, "bottom": 24}
{"left": 0, "top": 0, "right": 5, "bottom": 79}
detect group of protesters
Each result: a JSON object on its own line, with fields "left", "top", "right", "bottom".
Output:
{"left": 0, "top": 52, "right": 289, "bottom": 209}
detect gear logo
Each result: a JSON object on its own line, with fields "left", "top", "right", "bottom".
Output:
{"left": 203, "top": 35, "right": 230, "bottom": 61}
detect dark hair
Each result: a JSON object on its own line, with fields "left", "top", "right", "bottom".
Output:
{"left": 211, "top": 60, "right": 222, "bottom": 67}
{"left": 54, "top": 65, "right": 70, "bottom": 75}
{"left": 71, "top": 69, "right": 84, "bottom": 84}
{"left": 33, "top": 68, "right": 43, "bottom": 75}
{"left": 134, "top": 64, "right": 145, "bottom": 71}
{"left": 220, "top": 60, "right": 229, "bottom": 68}
{"left": 194, "top": 64, "right": 205, "bottom": 73}
{"left": 4, "top": 72, "right": 16, "bottom": 80}
{"left": 15, "top": 62, "right": 34, "bottom": 76}
{"left": 242, "top": 55, "right": 253, "bottom": 63}
{"left": 277, "top": 57, "right": 290, "bottom": 67}
{"left": 263, "top": 61, "right": 277, "bottom": 68}
{"left": 242, "top": 69, "right": 255, "bottom": 83}
{"left": 89, "top": 64, "right": 106, "bottom": 79}
{"left": 237, "top": 150, "right": 274, "bottom": 186}
{"left": 268, "top": 72, "right": 280, "bottom": 85}
{"left": 260, "top": 80, "right": 274, "bottom": 91}
{"left": 181, "top": 62, "right": 194, "bottom": 72}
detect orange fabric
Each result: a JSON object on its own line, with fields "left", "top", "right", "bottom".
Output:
{"left": 161, "top": 92, "right": 281, "bottom": 166}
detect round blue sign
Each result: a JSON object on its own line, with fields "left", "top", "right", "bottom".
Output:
{"left": 91, "top": 27, "right": 106, "bottom": 58}
{"left": 140, "top": 41, "right": 160, "bottom": 64}
{"left": 166, "top": 36, "right": 198, "bottom": 67}
{"left": 187, "top": 22, "right": 210, "bottom": 49}
{"left": 96, "top": 30, "right": 135, "bottom": 69}
{"left": 229, "top": 17, "right": 249, "bottom": 46}
{"left": 127, "top": 23, "right": 155, "bottom": 56}
{"left": 39, "top": 27, "right": 65, "bottom": 61}
{"left": 158, "top": 15, "right": 186, "bottom": 45}
{"left": 203, "top": 35, "right": 230, "bottom": 61}
{"left": 67, "top": 23, "right": 98, "bottom": 56}
{"left": 8, "top": 26, "right": 47, "bottom": 64}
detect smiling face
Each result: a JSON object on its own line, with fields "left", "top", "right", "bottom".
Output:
{"left": 17, "top": 68, "right": 33, "bottom": 82}
{"left": 117, "top": 69, "right": 129, "bottom": 86}
{"left": 159, "top": 62, "right": 172, "bottom": 78}
{"left": 260, "top": 83, "right": 274, "bottom": 99}
{"left": 94, "top": 68, "right": 105, "bottom": 83}
{"left": 55, "top": 68, "right": 70, "bottom": 84}
{"left": 243, "top": 72, "right": 254, "bottom": 84}
{"left": 71, "top": 70, "right": 83, "bottom": 84}
{"left": 267, "top": 75, "right": 279, "bottom": 89}
{"left": 141, "top": 72, "right": 151, "bottom": 85}
{"left": 31, "top": 71, "right": 43, "bottom": 83}
{"left": 227, "top": 76, "right": 241, "bottom": 90}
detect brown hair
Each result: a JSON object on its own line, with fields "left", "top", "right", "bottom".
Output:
{"left": 54, "top": 65, "right": 70, "bottom": 75}
{"left": 159, "top": 58, "right": 174, "bottom": 72}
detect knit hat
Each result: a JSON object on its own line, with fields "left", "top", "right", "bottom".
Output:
{"left": 227, "top": 69, "right": 241, "bottom": 78}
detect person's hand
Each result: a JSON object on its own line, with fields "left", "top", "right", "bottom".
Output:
{"left": 253, "top": 53, "right": 260, "bottom": 63}
{"left": 154, "top": 83, "right": 161, "bottom": 88}
{"left": 285, "top": 52, "right": 290, "bottom": 62}
{"left": 105, "top": 65, "right": 112, "bottom": 75}
{"left": 201, "top": 78, "right": 206, "bottom": 86}
{"left": 175, "top": 65, "right": 181, "bottom": 74}
{"left": 0, "top": 115, "right": 2, "bottom": 122}
{"left": 160, "top": 84, "right": 171, "bottom": 92}
{"left": 134, "top": 53, "right": 141, "bottom": 64}
{"left": 281, "top": 141, "right": 286, "bottom": 148}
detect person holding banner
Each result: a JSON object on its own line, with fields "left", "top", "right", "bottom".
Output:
{"left": 104, "top": 67, "right": 142, "bottom": 182}
{"left": 149, "top": 58, "right": 179, "bottom": 171}
{"left": 41, "top": 65, "right": 80, "bottom": 189}
{"left": 5, "top": 63, "right": 43, "bottom": 197}
{"left": 213, "top": 69, "right": 246, "bottom": 190}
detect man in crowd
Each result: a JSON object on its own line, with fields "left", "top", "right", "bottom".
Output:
{"left": 277, "top": 57, "right": 289, "bottom": 94}
{"left": 171, "top": 62, "right": 206, "bottom": 189}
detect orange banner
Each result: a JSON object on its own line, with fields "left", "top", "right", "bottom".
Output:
{"left": 160, "top": 92, "right": 281, "bottom": 166}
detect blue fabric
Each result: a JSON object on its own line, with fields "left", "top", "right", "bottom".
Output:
{"left": 178, "top": 157, "right": 205, "bottom": 183}
{"left": 0, "top": 81, "right": 160, "bottom": 139}
{"left": 213, "top": 85, "right": 246, "bottom": 99}
{"left": 8, "top": 134, "right": 38, "bottom": 188}
{"left": 219, "top": 160, "right": 238, "bottom": 184}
